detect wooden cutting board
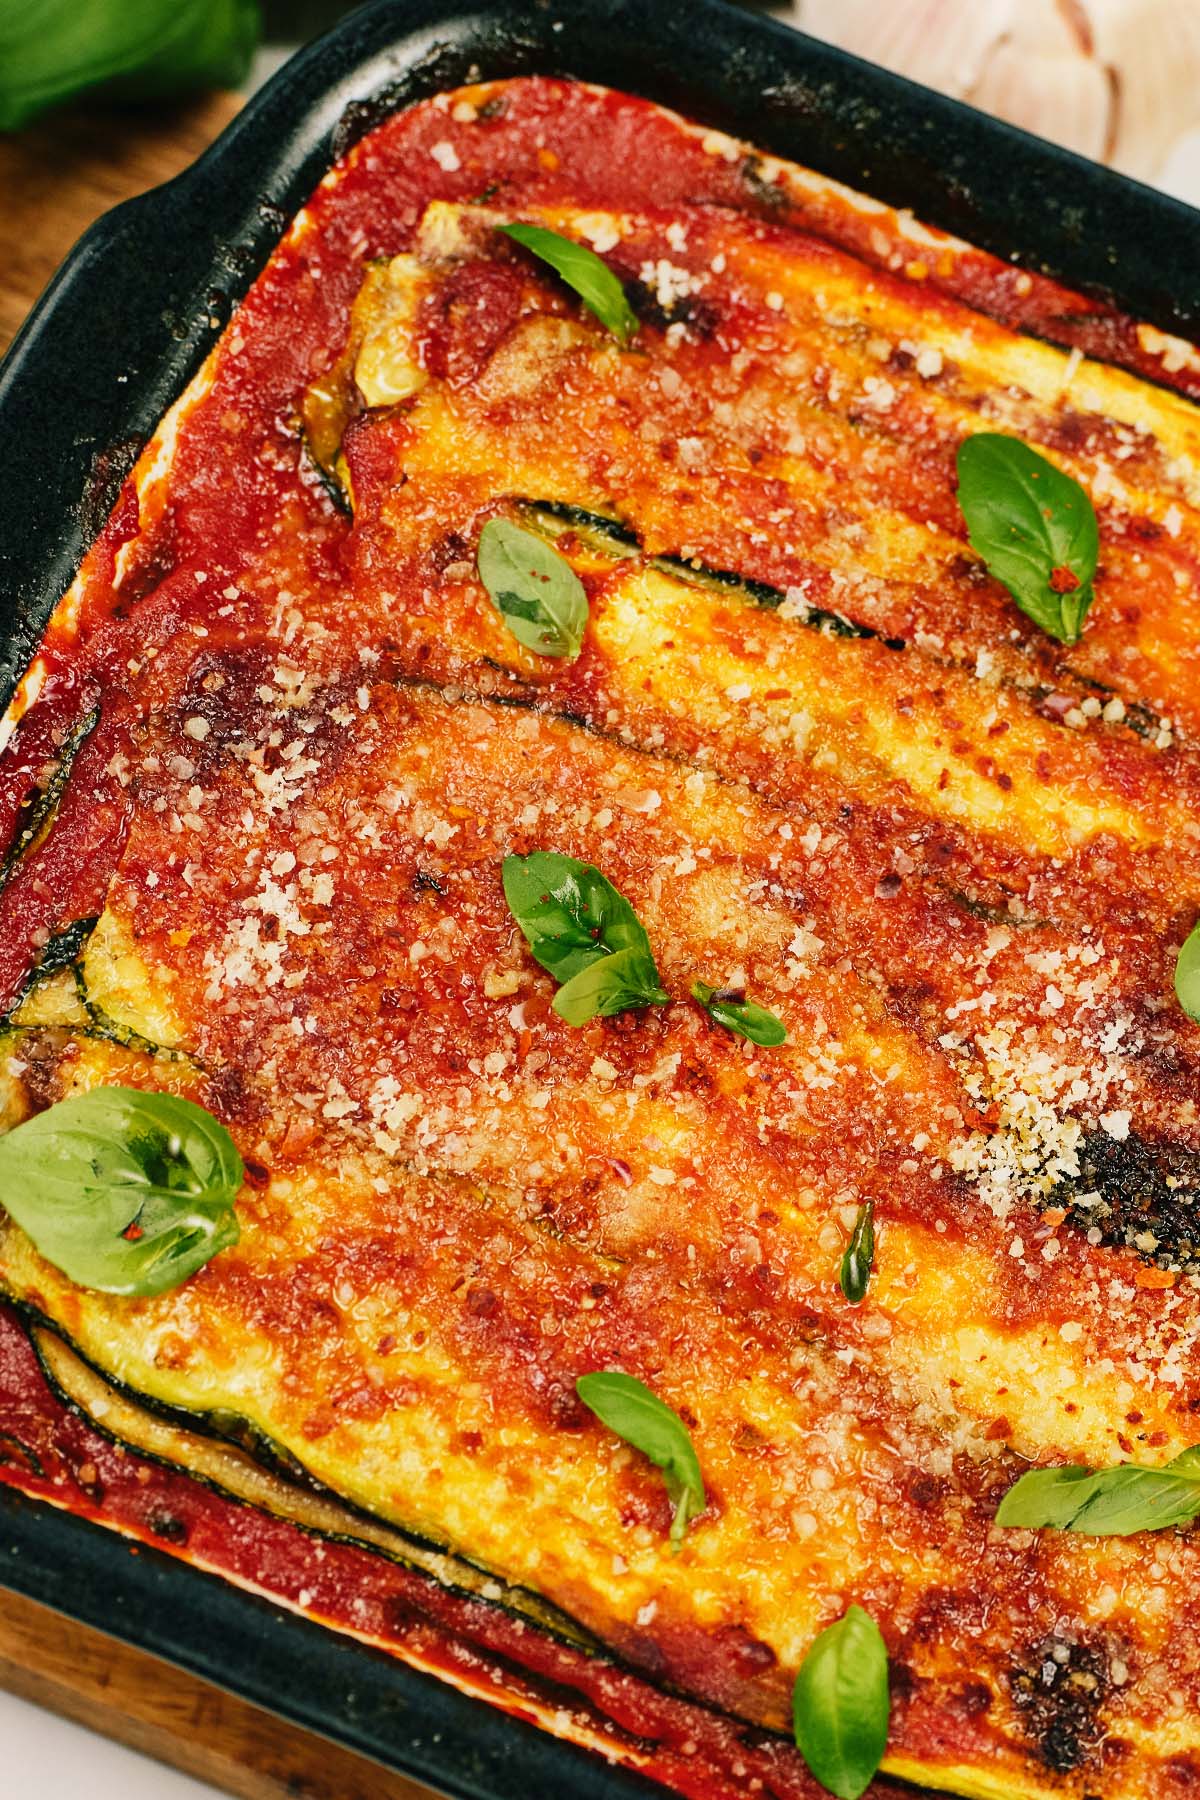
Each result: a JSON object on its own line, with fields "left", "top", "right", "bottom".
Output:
{"left": 0, "top": 1587, "right": 437, "bottom": 1800}
{"left": 0, "top": 91, "right": 244, "bottom": 355}
{"left": 0, "top": 90, "right": 444, "bottom": 1800}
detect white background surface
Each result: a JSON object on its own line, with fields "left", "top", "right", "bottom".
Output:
{"left": 0, "top": 1690, "right": 216, "bottom": 1798}
{"left": 5, "top": 61, "right": 1200, "bottom": 1800}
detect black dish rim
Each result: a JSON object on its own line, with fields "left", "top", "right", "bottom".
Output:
{"left": 4, "top": 0, "right": 1200, "bottom": 708}
{"left": 2, "top": 1, "right": 1199, "bottom": 1791}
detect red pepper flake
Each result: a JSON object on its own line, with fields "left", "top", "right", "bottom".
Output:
{"left": 279, "top": 1114, "right": 317, "bottom": 1159}
{"left": 1049, "top": 565, "right": 1081, "bottom": 593}
{"left": 122, "top": 1222, "right": 144, "bottom": 1241}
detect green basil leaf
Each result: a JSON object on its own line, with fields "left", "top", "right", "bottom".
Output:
{"left": 838, "top": 1201, "right": 875, "bottom": 1305}
{"left": 502, "top": 851, "right": 655, "bottom": 979}
{"left": 575, "top": 1370, "right": 705, "bottom": 1551}
{"left": 477, "top": 519, "right": 589, "bottom": 660}
{"left": 955, "top": 433, "right": 1099, "bottom": 644}
{"left": 793, "top": 1605, "right": 890, "bottom": 1800}
{"left": 0, "top": 0, "right": 260, "bottom": 132}
{"left": 691, "top": 978, "right": 786, "bottom": 1046}
{"left": 1175, "top": 919, "right": 1200, "bottom": 1022}
{"left": 502, "top": 852, "right": 669, "bottom": 1024}
{"left": 994, "top": 1464, "right": 1102, "bottom": 1530}
{"left": 499, "top": 223, "right": 638, "bottom": 345}
{"left": 554, "top": 945, "right": 670, "bottom": 1026}
{"left": 0, "top": 1087, "right": 242, "bottom": 1297}
{"left": 996, "top": 1445, "right": 1200, "bottom": 1536}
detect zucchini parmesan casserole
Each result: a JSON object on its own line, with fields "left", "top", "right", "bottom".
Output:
{"left": 4, "top": 76, "right": 1200, "bottom": 1800}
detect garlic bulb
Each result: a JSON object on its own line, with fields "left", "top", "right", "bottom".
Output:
{"left": 795, "top": 0, "right": 1200, "bottom": 178}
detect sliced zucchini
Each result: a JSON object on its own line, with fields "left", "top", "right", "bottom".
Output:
{"left": 31, "top": 1320, "right": 598, "bottom": 1652}
{"left": 515, "top": 504, "right": 1172, "bottom": 746}
{"left": 8, "top": 967, "right": 90, "bottom": 1032}
{"left": 300, "top": 255, "right": 432, "bottom": 511}
{"left": 352, "top": 256, "right": 430, "bottom": 407}
{"left": 517, "top": 500, "right": 871, "bottom": 639}
{"left": 299, "top": 358, "right": 357, "bottom": 513}
{"left": 81, "top": 908, "right": 185, "bottom": 1054}
{"left": 3, "top": 915, "right": 97, "bottom": 1030}
{"left": 0, "top": 707, "right": 99, "bottom": 896}
{"left": 1, "top": 911, "right": 187, "bottom": 1064}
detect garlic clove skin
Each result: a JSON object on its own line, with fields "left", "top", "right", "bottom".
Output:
{"left": 971, "top": 37, "right": 1111, "bottom": 164}
{"left": 800, "top": 0, "right": 1010, "bottom": 98}
{"left": 796, "top": 0, "right": 1200, "bottom": 179}
{"left": 1089, "top": 0, "right": 1200, "bottom": 178}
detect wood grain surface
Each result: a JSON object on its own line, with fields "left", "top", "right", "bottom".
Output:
{"left": 0, "top": 90, "right": 448, "bottom": 1800}
{"left": 0, "top": 90, "right": 243, "bottom": 355}
{"left": 0, "top": 1587, "right": 443, "bottom": 1799}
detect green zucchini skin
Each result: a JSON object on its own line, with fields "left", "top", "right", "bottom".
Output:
{"left": 516, "top": 502, "right": 1162, "bottom": 738}
{"left": 519, "top": 500, "right": 870, "bottom": 638}
{"left": 0, "top": 707, "right": 99, "bottom": 897}
{"left": 1, "top": 917, "right": 97, "bottom": 1027}
{"left": 29, "top": 914, "right": 98, "bottom": 978}
{"left": 22, "top": 1304, "right": 599, "bottom": 1654}
{"left": 1, "top": 913, "right": 189, "bottom": 1063}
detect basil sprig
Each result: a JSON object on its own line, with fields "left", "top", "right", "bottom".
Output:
{"left": 499, "top": 222, "right": 638, "bottom": 345}
{"left": 1175, "top": 919, "right": 1200, "bottom": 1022}
{"left": 547, "top": 947, "right": 668, "bottom": 1026}
{"left": 996, "top": 1446, "right": 1200, "bottom": 1536}
{"left": 575, "top": 1370, "right": 705, "bottom": 1552}
{"left": 691, "top": 979, "right": 786, "bottom": 1046}
{"left": 477, "top": 518, "right": 589, "bottom": 660}
{"left": 956, "top": 433, "right": 1099, "bottom": 644}
{"left": 793, "top": 1605, "right": 890, "bottom": 1800}
{"left": 838, "top": 1201, "right": 875, "bottom": 1305}
{"left": 502, "top": 852, "right": 669, "bottom": 1025}
{"left": 0, "top": 1087, "right": 242, "bottom": 1297}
